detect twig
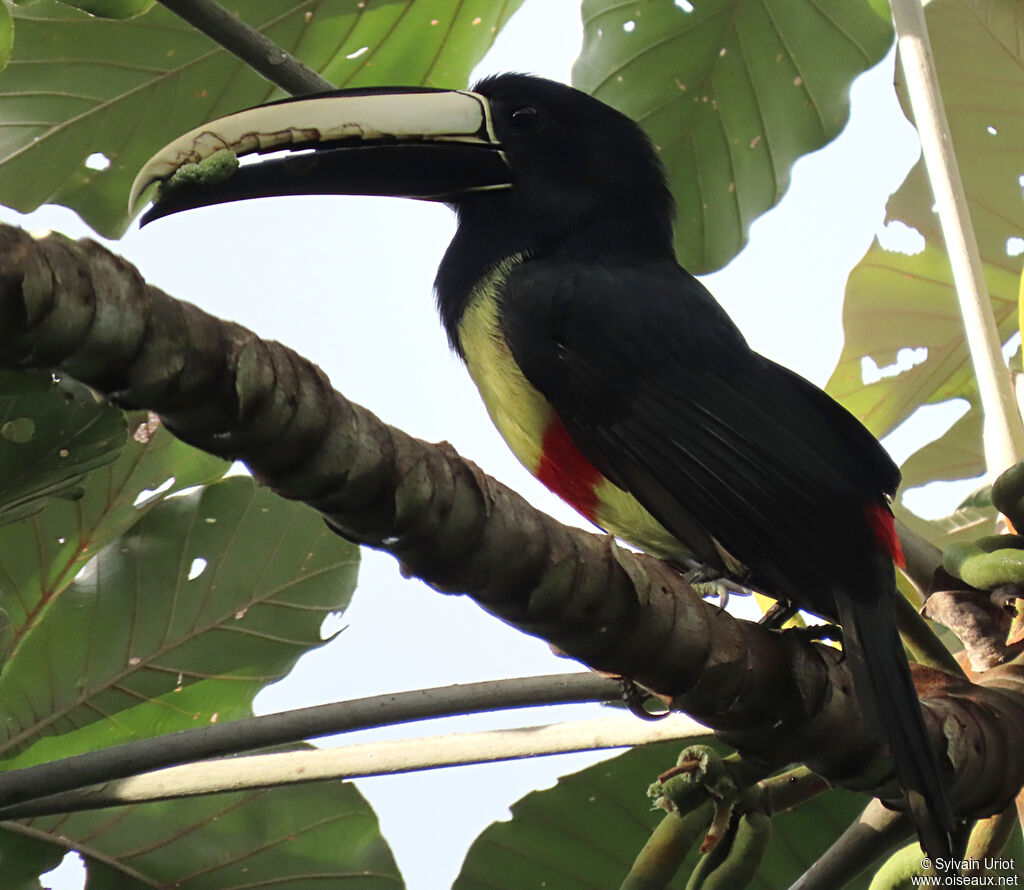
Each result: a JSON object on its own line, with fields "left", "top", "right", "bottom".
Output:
{"left": 0, "top": 673, "right": 621, "bottom": 810}
{"left": 787, "top": 799, "right": 914, "bottom": 890}
{"left": 894, "top": 518, "right": 966, "bottom": 675}
{"left": 890, "top": 0, "right": 1024, "bottom": 476}
{"left": 757, "top": 766, "right": 831, "bottom": 815}
{"left": 895, "top": 517, "right": 943, "bottom": 595}
{"left": 156, "top": 0, "right": 333, "bottom": 95}
{"left": 964, "top": 801, "right": 1019, "bottom": 864}
{"left": 893, "top": 592, "right": 965, "bottom": 676}
{"left": 0, "top": 714, "right": 709, "bottom": 819}
{"left": 621, "top": 802, "right": 715, "bottom": 890}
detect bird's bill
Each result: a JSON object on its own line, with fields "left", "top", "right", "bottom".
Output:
{"left": 129, "top": 87, "right": 511, "bottom": 225}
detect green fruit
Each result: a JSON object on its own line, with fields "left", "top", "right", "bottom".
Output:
{"left": 685, "top": 812, "right": 770, "bottom": 890}
{"left": 943, "top": 536, "right": 1024, "bottom": 589}
{"left": 992, "top": 461, "right": 1024, "bottom": 529}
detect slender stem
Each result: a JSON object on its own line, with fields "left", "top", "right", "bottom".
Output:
{"left": 964, "top": 801, "right": 1019, "bottom": 863}
{"left": 620, "top": 802, "right": 714, "bottom": 890}
{"left": 757, "top": 766, "right": 830, "bottom": 815}
{"left": 890, "top": 0, "right": 1024, "bottom": 478}
{"left": 788, "top": 799, "right": 914, "bottom": 890}
{"left": 0, "top": 673, "right": 621, "bottom": 809}
{"left": 0, "top": 714, "right": 709, "bottom": 819}
{"left": 893, "top": 590, "right": 965, "bottom": 677}
{"left": 895, "top": 517, "right": 943, "bottom": 597}
{"left": 155, "top": 0, "right": 333, "bottom": 95}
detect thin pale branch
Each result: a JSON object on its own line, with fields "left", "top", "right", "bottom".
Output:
{"left": 0, "top": 673, "right": 620, "bottom": 810}
{"left": 891, "top": 0, "right": 1024, "bottom": 475}
{"left": 0, "top": 713, "right": 710, "bottom": 819}
{"left": 892, "top": 518, "right": 966, "bottom": 675}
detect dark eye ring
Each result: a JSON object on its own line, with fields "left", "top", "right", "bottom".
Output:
{"left": 509, "top": 105, "right": 540, "bottom": 133}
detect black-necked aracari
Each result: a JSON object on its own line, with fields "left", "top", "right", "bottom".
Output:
{"left": 131, "top": 73, "right": 956, "bottom": 857}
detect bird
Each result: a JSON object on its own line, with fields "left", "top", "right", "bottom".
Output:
{"left": 131, "top": 72, "right": 956, "bottom": 858}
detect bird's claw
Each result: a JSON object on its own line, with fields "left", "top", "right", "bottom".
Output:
{"left": 759, "top": 599, "right": 797, "bottom": 628}
{"left": 687, "top": 573, "right": 756, "bottom": 610}
{"left": 621, "top": 679, "right": 670, "bottom": 721}
{"left": 787, "top": 622, "right": 844, "bottom": 646}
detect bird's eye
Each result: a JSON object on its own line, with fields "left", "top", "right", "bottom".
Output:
{"left": 509, "top": 105, "right": 540, "bottom": 133}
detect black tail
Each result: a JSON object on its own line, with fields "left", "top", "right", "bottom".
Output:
{"left": 836, "top": 564, "right": 955, "bottom": 860}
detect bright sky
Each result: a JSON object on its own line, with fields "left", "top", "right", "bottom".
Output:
{"left": 7, "top": 0, "right": 966, "bottom": 887}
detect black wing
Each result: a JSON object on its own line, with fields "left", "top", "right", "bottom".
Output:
{"left": 500, "top": 259, "right": 900, "bottom": 617}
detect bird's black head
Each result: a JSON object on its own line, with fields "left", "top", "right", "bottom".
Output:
{"left": 431, "top": 74, "right": 677, "bottom": 337}
{"left": 457, "top": 73, "right": 675, "bottom": 263}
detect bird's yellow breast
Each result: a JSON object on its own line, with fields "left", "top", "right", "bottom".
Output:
{"left": 458, "top": 254, "right": 553, "bottom": 474}
{"left": 455, "top": 256, "right": 689, "bottom": 563}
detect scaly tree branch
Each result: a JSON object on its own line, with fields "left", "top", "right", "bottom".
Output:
{"left": 1, "top": 225, "right": 1022, "bottom": 825}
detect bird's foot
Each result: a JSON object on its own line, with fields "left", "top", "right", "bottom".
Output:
{"left": 759, "top": 600, "right": 798, "bottom": 629}
{"left": 621, "top": 679, "right": 670, "bottom": 721}
{"left": 683, "top": 565, "right": 756, "bottom": 610}
{"left": 786, "top": 622, "right": 844, "bottom": 646}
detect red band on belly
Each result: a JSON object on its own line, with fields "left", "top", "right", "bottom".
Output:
{"left": 537, "top": 419, "right": 602, "bottom": 521}
{"left": 864, "top": 500, "right": 905, "bottom": 568}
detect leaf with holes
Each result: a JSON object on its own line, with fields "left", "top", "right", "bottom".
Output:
{"left": 826, "top": 0, "right": 1024, "bottom": 513}
{"left": 0, "top": 475, "right": 371, "bottom": 886}
{"left": 572, "top": 0, "right": 893, "bottom": 273}
{"left": 893, "top": 400, "right": 998, "bottom": 548}
{"left": 454, "top": 742, "right": 874, "bottom": 889}
{"left": 0, "top": 828, "right": 67, "bottom": 889}
{"left": 0, "top": 370, "right": 126, "bottom": 526}
{"left": 898, "top": 400, "right": 982, "bottom": 494}
{"left": 828, "top": 239, "right": 1018, "bottom": 440}
{"left": 0, "top": 777, "right": 401, "bottom": 888}
{"left": 0, "top": 475, "right": 358, "bottom": 758}
{"left": 0, "top": 411, "right": 228, "bottom": 639}
{"left": 0, "top": 0, "right": 524, "bottom": 238}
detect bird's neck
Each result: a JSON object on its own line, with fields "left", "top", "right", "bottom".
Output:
{"left": 434, "top": 199, "right": 529, "bottom": 351}
{"left": 434, "top": 194, "right": 674, "bottom": 354}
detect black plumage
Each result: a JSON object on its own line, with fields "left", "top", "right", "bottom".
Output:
{"left": 436, "top": 74, "right": 955, "bottom": 858}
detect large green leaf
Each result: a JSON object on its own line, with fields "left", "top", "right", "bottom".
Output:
{"left": 0, "top": 4, "right": 10, "bottom": 72}
{"left": 0, "top": 475, "right": 359, "bottom": 758}
{"left": 0, "top": 369, "right": 126, "bottom": 526}
{"left": 0, "top": 828, "right": 67, "bottom": 890}
{"left": 572, "top": 0, "right": 893, "bottom": 273}
{"left": 455, "top": 742, "right": 873, "bottom": 889}
{"left": 1, "top": 778, "right": 402, "bottom": 888}
{"left": 0, "top": 470, "right": 370, "bottom": 886}
{"left": 827, "top": 0, "right": 1024, "bottom": 511}
{"left": 828, "top": 240, "right": 1018, "bottom": 440}
{"left": 0, "top": 411, "right": 228, "bottom": 642}
{"left": 0, "top": 0, "right": 525, "bottom": 238}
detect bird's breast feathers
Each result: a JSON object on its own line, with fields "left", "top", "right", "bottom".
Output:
{"left": 456, "top": 257, "right": 685, "bottom": 560}
{"left": 458, "top": 254, "right": 552, "bottom": 476}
